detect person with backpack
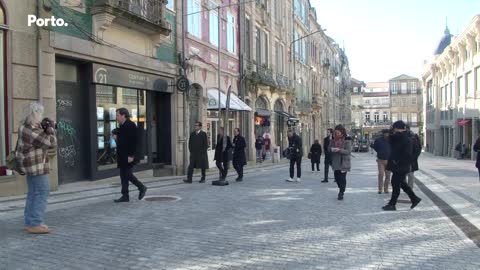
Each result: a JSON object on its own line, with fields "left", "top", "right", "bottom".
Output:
{"left": 406, "top": 126, "right": 422, "bottom": 189}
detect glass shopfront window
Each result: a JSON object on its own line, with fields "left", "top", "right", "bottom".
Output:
{"left": 96, "top": 86, "right": 148, "bottom": 170}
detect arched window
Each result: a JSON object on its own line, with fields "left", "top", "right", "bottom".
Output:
{"left": 0, "top": 1, "right": 7, "bottom": 166}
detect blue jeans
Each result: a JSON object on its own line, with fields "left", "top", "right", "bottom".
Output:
{"left": 24, "top": 174, "right": 49, "bottom": 226}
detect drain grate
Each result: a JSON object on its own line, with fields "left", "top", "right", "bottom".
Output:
{"left": 144, "top": 195, "right": 180, "bottom": 202}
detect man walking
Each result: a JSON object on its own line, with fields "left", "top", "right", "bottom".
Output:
{"left": 184, "top": 121, "right": 209, "bottom": 183}
{"left": 214, "top": 127, "right": 232, "bottom": 181}
{"left": 113, "top": 108, "right": 147, "bottom": 203}
{"left": 286, "top": 130, "right": 302, "bottom": 182}
{"left": 382, "top": 121, "right": 422, "bottom": 211}
{"left": 255, "top": 136, "right": 264, "bottom": 163}
{"left": 232, "top": 128, "right": 247, "bottom": 182}
{"left": 322, "top": 128, "right": 334, "bottom": 183}
{"left": 372, "top": 129, "right": 391, "bottom": 194}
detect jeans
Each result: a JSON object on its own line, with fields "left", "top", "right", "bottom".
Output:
{"left": 24, "top": 174, "right": 50, "bottom": 226}
{"left": 334, "top": 170, "right": 347, "bottom": 193}
{"left": 289, "top": 157, "right": 302, "bottom": 178}
{"left": 377, "top": 159, "right": 391, "bottom": 192}
{"left": 187, "top": 163, "right": 206, "bottom": 181}
{"left": 216, "top": 160, "right": 229, "bottom": 180}
{"left": 256, "top": 149, "right": 263, "bottom": 161}
{"left": 120, "top": 167, "right": 146, "bottom": 197}
{"left": 389, "top": 172, "right": 417, "bottom": 206}
{"left": 311, "top": 161, "right": 320, "bottom": 171}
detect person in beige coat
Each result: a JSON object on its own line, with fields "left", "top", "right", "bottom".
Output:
{"left": 330, "top": 125, "right": 352, "bottom": 200}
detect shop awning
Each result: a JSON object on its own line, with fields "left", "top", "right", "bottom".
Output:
{"left": 207, "top": 89, "right": 252, "bottom": 111}
{"left": 274, "top": 111, "right": 299, "bottom": 122}
{"left": 458, "top": 119, "right": 470, "bottom": 126}
{"left": 255, "top": 108, "right": 271, "bottom": 116}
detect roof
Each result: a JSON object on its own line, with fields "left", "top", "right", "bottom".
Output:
{"left": 389, "top": 74, "right": 418, "bottom": 81}
{"left": 365, "top": 82, "right": 389, "bottom": 89}
{"left": 434, "top": 26, "right": 452, "bottom": 55}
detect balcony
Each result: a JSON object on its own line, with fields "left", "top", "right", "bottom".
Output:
{"left": 256, "top": 65, "right": 277, "bottom": 88}
{"left": 276, "top": 74, "right": 291, "bottom": 91}
{"left": 91, "top": 0, "right": 171, "bottom": 38}
{"left": 363, "top": 121, "right": 392, "bottom": 127}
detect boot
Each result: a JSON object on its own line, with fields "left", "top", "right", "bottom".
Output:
{"left": 114, "top": 196, "right": 129, "bottom": 203}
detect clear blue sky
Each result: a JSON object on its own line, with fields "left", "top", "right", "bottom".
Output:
{"left": 310, "top": 0, "right": 480, "bottom": 82}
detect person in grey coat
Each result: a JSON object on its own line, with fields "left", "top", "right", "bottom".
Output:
{"left": 330, "top": 125, "right": 352, "bottom": 200}
{"left": 184, "top": 121, "right": 209, "bottom": 183}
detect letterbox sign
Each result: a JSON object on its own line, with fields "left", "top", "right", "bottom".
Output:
{"left": 92, "top": 63, "right": 173, "bottom": 93}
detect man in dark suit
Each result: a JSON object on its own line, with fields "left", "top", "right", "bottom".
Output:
{"left": 184, "top": 121, "right": 209, "bottom": 183}
{"left": 214, "top": 127, "right": 232, "bottom": 181}
{"left": 113, "top": 108, "right": 147, "bottom": 203}
{"left": 286, "top": 130, "right": 303, "bottom": 182}
{"left": 232, "top": 128, "right": 247, "bottom": 182}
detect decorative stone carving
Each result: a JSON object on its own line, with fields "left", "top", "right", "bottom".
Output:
{"left": 92, "top": 13, "right": 116, "bottom": 39}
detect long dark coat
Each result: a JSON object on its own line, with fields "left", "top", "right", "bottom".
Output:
{"left": 116, "top": 119, "right": 138, "bottom": 168}
{"left": 188, "top": 130, "right": 209, "bottom": 169}
{"left": 323, "top": 136, "right": 332, "bottom": 163}
{"left": 386, "top": 131, "right": 412, "bottom": 174}
{"left": 214, "top": 135, "right": 232, "bottom": 162}
{"left": 232, "top": 135, "right": 247, "bottom": 166}
{"left": 309, "top": 143, "right": 322, "bottom": 163}
{"left": 411, "top": 134, "right": 422, "bottom": 171}
{"left": 288, "top": 133, "right": 303, "bottom": 159}
{"left": 473, "top": 137, "right": 480, "bottom": 168}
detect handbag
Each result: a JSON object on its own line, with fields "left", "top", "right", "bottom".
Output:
{"left": 308, "top": 152, "right": 312, "bottom": 159}
{"left": 6, "top": 139, "right": 24, "bottom": 175}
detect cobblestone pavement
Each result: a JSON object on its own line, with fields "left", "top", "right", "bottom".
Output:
{"left": 1, "top": 153, "right": 480, "bottom": 270}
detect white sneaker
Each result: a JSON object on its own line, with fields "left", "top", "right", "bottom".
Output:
{"left": 296, "top": 178, "right": 301, "bottom": 182}
{"left": 286, "top": 178, "right": 295, "bottom": 182}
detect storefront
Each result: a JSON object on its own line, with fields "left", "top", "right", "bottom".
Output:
{"left": 55, "top": 60, "right": 174, "bottom": 183}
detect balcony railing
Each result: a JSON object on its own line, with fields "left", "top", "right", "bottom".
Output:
{"left": 363, "top": 121, "right": 392, "bottom": 127}
{"left": 256, "top": 65, "right": 276, "bottom": 87}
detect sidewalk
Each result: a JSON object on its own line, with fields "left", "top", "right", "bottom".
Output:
{"left": 0, "top": 158, "right": 289, "bottom": 214}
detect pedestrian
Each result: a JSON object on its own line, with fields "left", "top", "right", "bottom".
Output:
{"left": 214, "top": 127, "right": 232, "bottom": 181}
{"left": 286, "top": 130, "right": 302, "bottom": 182}
{"left": 309, "top": 139, "right": 322, "bottom": 173}
{"left": 232, "top": 128, "right": 247, "bottom": 182}
{"left": 184, "top": 121, "right": 209, "bottom": 184}
{"left": 113, "top": 108, "right": 147, "bottom": 203}
{"left": 330, "top": 125, "right": 352, "bottom": 200}
{"left": 263, "top": 134, "right": 271, "bottom": 161}
{"left": 372, "top": 129, "right": 391, "bottom": 194}
{"left": 474, "top": 136, "right": 480, "bottom": 181}
{"left": 461, "top": 143, "right": 467, "bottom": 159}
{"left": 321, "top": 128, "right": 334, "bottom": 183}
{"left": 455, "top": 142, "right": 462, "bottom": 159}
{"left": 382, "top": 120, "right": 422, "bottom": 211}
{"left": 16, "top": 102, "right": 57, "bottom": 234}
{"left": 406, "top": 127, "right": 422, "bottom": 189}
{"left": 255, "top": 136, "right": 264, "bottom": 163}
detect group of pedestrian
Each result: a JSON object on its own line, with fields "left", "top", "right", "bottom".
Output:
{"left": 254, "top": 134, "right": 271, "bottom": 163}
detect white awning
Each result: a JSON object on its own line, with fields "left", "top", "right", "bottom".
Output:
{"left": 207, "top": 89, "right": 252, "bottom": 111}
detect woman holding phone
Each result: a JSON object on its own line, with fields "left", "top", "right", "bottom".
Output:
{"left": 330, "top": 125, "right": 352, "bottom": 200}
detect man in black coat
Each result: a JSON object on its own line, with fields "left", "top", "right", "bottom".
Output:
{"left": 214, "top": 127, "right": 232, "bottom": 181}
{"left": 286, "top": 130, "right": 303, "bottom": 182}
{"left": 184, "top": 121, "right": 209, "bottom": 184}
{"left": 321, "top": 128, "right": 334, "bottom": 183}
{"left": 113, "top": 108, "right": 147, "bottom": 203}
{"left": 232, "top": 128, "right": 247, "bottom": 182}
{"left": 382, "top": 121, "right": 421, "bottom": 211}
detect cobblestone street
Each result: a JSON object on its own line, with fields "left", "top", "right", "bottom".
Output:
{"left": 1, "top": 153, "right": 480, "bottom": 270}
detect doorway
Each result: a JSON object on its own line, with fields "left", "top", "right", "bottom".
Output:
{"left": 150, "top": 91, "right": 171, "bottom": 164}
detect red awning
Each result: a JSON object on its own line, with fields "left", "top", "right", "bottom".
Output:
{"left": 458, "top": 120, "right": 470, "bottom": 126}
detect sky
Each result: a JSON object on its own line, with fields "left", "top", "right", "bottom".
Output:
{"left": 310, "top": 0, "right": 480, "bottom": 82}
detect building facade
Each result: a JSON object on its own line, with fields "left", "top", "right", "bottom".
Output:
{"left": 423, "top": 15, "right": 480, "bottom": 158}
{"left": 389, "top": 74, "right": 422, "bottom": 135}
{"left": 362, "top": 82, "right": 390, "bottom": 140}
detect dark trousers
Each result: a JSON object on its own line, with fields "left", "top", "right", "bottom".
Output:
{"left": 324, "top": 160, "right": 331, "bottom": 180}
{"left": 187, "top": 163, "right": 206, "bottom": 181}
{"left": 120, "top": 167, "right": 146, "bottom": 197}
{"left": 289, "top": 157, "right": 302, "bottom": 178}
{"left": 216, "top": 160, "right": 229, "bottom": 180}
{"left": 389, "top": 172, "right": 417, "bottom": 206}
{"left": 334, "top": 170, "right": 347, "bottom": 193}
{"left": 311, "top": 161, "right": 320, "bottom": 171}
{"left": 233, "top": 162, "right": 244, "bottom": 178}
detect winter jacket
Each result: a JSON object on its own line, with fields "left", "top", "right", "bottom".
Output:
{"left": 330, "top": 137, "right": 352, "bottom": 172}
{"left": 386, "top": 131, "right": 412, "bottom": 174}
{"left": 473, "top": 137, "right": 480, "bottom": 168}
{"left": 232, "top": 135, "right": 247, "bottom": 166}
{"left": 323, "top": 136, "right": 333, "bottom": 163}
{"left": 214, "top": 135, "right": 232, "bottom": 162}
{"left": 288, "top": 134, "right": 303, "bottom": 159}
{"left": 309, "top": 143, "right": 322, "bottom": 163}
{"left": 373, "top": 136, "right": 390, "bottom": 160}
{"left": 116, "top": 119, "right": 138, "bottom": 168}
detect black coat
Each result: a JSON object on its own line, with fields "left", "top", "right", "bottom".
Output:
{"left": 189, "top": 130, "right": 209, "bottom": 169}
{"left": 387, "top": 131, "right": 412, "bottom": 174}
{"left": 323, "top": 136, "right": 332, "bottom": 162}
{"left": 214, "top": 135, "right": 232, "bottom": 162}
{"left": 410, "top": 133, "right": 422, "bottom": 171}
{"left": 116, "top": 119, "right": 138, "bottom": 168}
{"left": 232, "top": 135, "right": 247, "bottom": 165}
{"left": 474, "top": 138, "right": 480, "bottom": 168}
{"left": 288, "top": 134, "right": 303, "bottom": 159}
{"left": 309, "top": 143, "right": 322, "bottom": 163}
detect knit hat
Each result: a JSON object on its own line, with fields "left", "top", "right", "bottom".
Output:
{"left": 392, "top": 120, "right": 406, "bottom": 130}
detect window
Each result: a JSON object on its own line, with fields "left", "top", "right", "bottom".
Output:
{"left": 209, "top": 6, "right": 219, "bottom": 47}
{"left": 187, "top": 0, "right": 201, "bottom": 38}
{"left": 458, "top": 76, "right": 463, "bottom": 98}
{"left": 401, "top": 82, "right": 407, "bottom": 94}
{"left": 365, "top": 112, "right": 370, "bottom": 122}
{"left": 411, "top": 81, "right": 417, "bottom": 93}
{"left": 275, "top": 41, "right": 283, "bottom": 74}
{"left": 392, "top": 97, "right": 397, "bottom": 106}
{"left": 279, "top": 44, "right": 284, "bottom": 74}
{"left": 450, "top": 81, "right": 453, "bottom": 102}
{"left": 401, "top": 113, "right": 408, "bottom": 122}
{"left": 392, "top": 113, "right": 398, "bottom": 122}
{"left": 383, "top": 112, "right": 388, "bottom": 122}
{"left": 374, "top": 112, "right": 379, "bottom": 122}
{"left": 440, "top": 87, "right": 444, "bottom": 104}
{"left": 166, "top": 0, "right": 174, "bottom": 11}
{"left": 226, "top": 14, "right": 235, "bottom": 53}
{"left": 245, "top": 18, "right": 251, "bottom": 61}
{"left": 391, "top": 82, "right": 398, "bottom": 94}
{"left": 411, "top": 113, "right": 417, "bottom": 123}
{"left": 402, "top": 97, "right": 407, "bottom": 106}
{"left": 264, "top": 31, "right": 269, "bottom": 66}
{"left": 255, "top": 26, "right": 261, "bottom": 64}
{"left": 412, "top": 96, "right": 417, "bottom": 105}
{"left": 466, "top": 72, "right": 471, "bottom": 96}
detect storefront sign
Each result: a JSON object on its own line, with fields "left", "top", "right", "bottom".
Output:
{"left": 92, "top": 63, "right": 172, "bottom": 93}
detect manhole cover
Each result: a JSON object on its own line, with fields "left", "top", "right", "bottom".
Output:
{"left": 144, "top": 195, "right": 180, "bottom": 202}
{"left": 397, "top": 199, "right": 410, "bottom": 204}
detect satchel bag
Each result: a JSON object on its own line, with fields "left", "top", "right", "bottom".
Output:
{"left": 307, "top": 152, "right": 312, "bottom": 159}
{"left": 6, "top": 139, "right": 24, "bottom": 175}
